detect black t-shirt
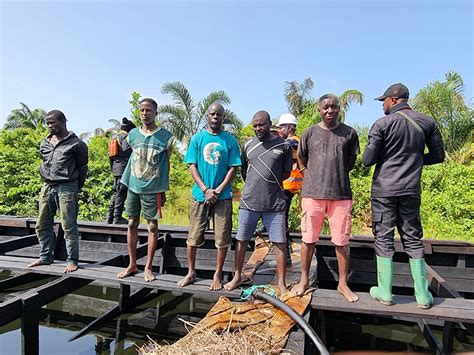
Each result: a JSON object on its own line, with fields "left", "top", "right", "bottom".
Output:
{"left": 299, "top": 123, "right": 359, "bottom": 199}
{"left": 240, "top": 136, "right": 293, "bottom": 211}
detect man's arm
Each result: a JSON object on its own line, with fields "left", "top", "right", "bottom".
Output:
{"left": 215, "top": 166, "right": 237, "bottom": 195}
{"left": 362, "top": 122, "right": 383, "bottom": 167}
{"left": 77, "top": 142, "right": 89, "bottom": 190}
{"left": 282, "top": 144, "right": 293, "bottom": 181}
{"left": 348, "top": 130, "right": 360, "bottom": 171}
{"left": 241, "top": 149, "right": 248, "bottom": 181}
{"left": 423, "top": 124, "right": 445, "bottom": 165}
{"left": 189, "top": 163, "right": 218, "bottom": 205}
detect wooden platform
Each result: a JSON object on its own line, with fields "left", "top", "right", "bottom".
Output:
{"left": 311, "top": 288, "right": 474, "bottom": 324}
{"left": 1, "top": 216, "right": 474, "bottom": 353}
{"left": 2, "top": 254, "right": 474, "bottom": 325}
{"left": 0, "top": 255, "right": 242, "bottom": 301}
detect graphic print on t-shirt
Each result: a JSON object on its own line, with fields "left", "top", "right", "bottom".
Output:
{"left": 131, "top": 143, "right": 166, "bottom": 180}
{"left": 203, "top": 142, "right": 222, "bottom": 165}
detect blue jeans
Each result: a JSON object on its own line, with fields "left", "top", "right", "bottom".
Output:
{"left": 35, "top": 181, "right": 80, "bottom": 265}
{"left": 236, "top": 209, "right": 286, "bottom": 243}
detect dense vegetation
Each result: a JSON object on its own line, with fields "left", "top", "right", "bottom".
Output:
{"left": 1, "top": 73, "right": 472, "bottom": 242}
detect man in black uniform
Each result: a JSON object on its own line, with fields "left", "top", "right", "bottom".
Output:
{"left": 363, "top": 83, "right": 445, "bottom": 309}
{"left": 106, "top": 117, "right": 136, "bottom": 224}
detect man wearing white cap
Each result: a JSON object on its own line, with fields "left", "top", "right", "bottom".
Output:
{"left": 277, "top": 113, "right": 303, "bottom": 266}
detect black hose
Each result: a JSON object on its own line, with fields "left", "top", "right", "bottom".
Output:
{"left": 252, "top": 289, "right": 329, "bottom": 355}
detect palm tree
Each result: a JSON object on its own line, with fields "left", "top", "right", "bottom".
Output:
{"left": 284, "top": 78, "right": 314, "bottom": 117}
{"left": 159, "top": 82, "right": 242, "bottom": 147}
{"left": 411, "top": 71, "right": 474, "bottom": 153}
{"left": 338, "top": 90, "right": 364, "bottom": 122}
{"left": 4, "top": 103, "right": 46, "bottom": 130}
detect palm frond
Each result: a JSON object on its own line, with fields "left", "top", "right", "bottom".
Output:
{"left": 223, "top": 110, "right": 243, "bottom": 135}
{"left": 161, "top": 82, "right": 195, "bottom": 114}
{"left": 197, "top": 91, "right": 232, "bottom": 119}
{"left": 339, "top": 90, "right": 364, "bottom": 122}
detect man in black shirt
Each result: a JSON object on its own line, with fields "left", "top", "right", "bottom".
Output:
{"left": 106, "top": 118, "right": 135, "bottom": 224}
{"left": 28, "top": 110, "right": 88, "bottom": 273}
{"left": 363, "top": 83, "right": 445, "bottom": 309}
{"left": 295, "top": 94, "right": 359, "bottom": 302}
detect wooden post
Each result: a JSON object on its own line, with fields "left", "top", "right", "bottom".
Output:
{"left": 119, "top": 283, "right": 131, "bottom": 312}
{"left": 21, "top": 298, "right": 39, "bottom": 355}
{"left": 442, "top": 321, "right": 455, "bottom": 354}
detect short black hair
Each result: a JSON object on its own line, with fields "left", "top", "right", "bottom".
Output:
{"left": 253, "top": 110, "right": 271, "bottom": 125}
{"left": 318, "top": 94, "right": 340, "bottom": 106}
{"left": 139, "top": 98, "right": 158, "bottom": 110}
{"left": 46, "top": 110, "right": 67, "bottom": 122}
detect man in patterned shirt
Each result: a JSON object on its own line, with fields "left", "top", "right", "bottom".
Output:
{"left": 117, "top": 98, "right": 172, "bottom": 282}
{"left": 224, "top": 111, "right": 292, "bottom": 295}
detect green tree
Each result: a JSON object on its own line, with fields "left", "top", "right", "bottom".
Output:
{"left": 159, "top": 81, "right": 242, "bottom": 147}
{"left": 284, "top": 78, "right": 314, "bottom": 117}
{"left": 129, "top": 91, "right": 142, "bottom": 126}
{"left": 410, "top": 71, "right": 474, "bottom": 154}
{"left": 0, "top": 127, "right": 45, "bottom": 216}
{"left": 4, "top": 103, "right": 47, "bottom": 130}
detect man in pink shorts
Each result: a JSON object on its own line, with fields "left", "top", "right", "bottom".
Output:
{"left": 294, "top": 94, "right": 360, "bottom": 302}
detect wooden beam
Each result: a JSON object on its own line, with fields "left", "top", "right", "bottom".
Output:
{"left": 68, "top": 287, "right": 159, "bottom": 342}
{"left": 0, "top": 276, "right": 91, "bottom": 327}
{"left": 0, "top": 235, "right": 38, "bottom": 254}
{"left": 416, "top": 319, "right": 444, "bottom": 354}
{"left": 0, "top": 273, "right": 49, "bottom": 291}
{"left": 21, "top": 297, "right": 39, "bottom": 355}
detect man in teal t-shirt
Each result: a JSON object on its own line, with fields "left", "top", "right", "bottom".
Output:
{"left": 177, "top": 102, "right": 241, "bottom": 291}
{"left": 117, "top": 98, "right": 172, "bottom": 282}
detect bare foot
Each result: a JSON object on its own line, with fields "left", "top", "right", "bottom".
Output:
{"left": 177, "top": 272, "right": 196, "bottom": 287}
{"left": 293, "top": 280, "right": 309, "bottom": 296}
{"left": 27, "top": 259, "right": 51, "bottom": 268}
{"left": 210, "top": 275, "right": 223, "bottom": 291}
{"left": 338, "top": 284, "right": 359, "bottom": 302}
{"left": 144, "top": 269, "right": 155, "bottom": 282}
{"left": 63, "top": 263, "right": 78, "bottom": 273}
{"left": 278, "top": 283, "right": 289, "bottom": 295}
{"left": 223, "top": 274, "right": 242, "bottom": 291}
{"left": 117, "top": 266, "right": 138, "bottom": 279}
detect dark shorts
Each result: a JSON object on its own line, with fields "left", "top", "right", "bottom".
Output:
{"left": 188, "top": 199, "right": 233, "bottom": 248}
{"left": 124, "top": 190, "right": 160, "bottom": 220}
{"left": 236, "top": 209, "right": 286, "bottom": 244}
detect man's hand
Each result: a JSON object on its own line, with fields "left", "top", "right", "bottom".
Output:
{"left": 160, "top": 192, "right": 167, "bottom": 206}
{"left": 204, "top": 189, "right": 219, "bottom": 205}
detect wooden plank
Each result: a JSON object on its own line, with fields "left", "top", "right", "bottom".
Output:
{"left": 0, "top": 235, "right": 38, "bottom": 254}
{"left": 0, "top": 276, "right": 92, "bottom": 326}
{"left": 22, "top": 296, "right": 39, "bottom": 355}
{"left": 0, "top": 297, "right": 22, "bottom": 327}
{"left": 68, "top": 287, "right": 158, "bottom": 341}
{"left": 416, "top": 318, "right": 443, "bottom": 353}
{"left": 0, "top": 255, "right": 242, "bottom": 300}
{"left": 0, "top": 273, "right": 50, "bottom": 291}
{"left": 310, "top": 289, "right": 474, "bottom": 324}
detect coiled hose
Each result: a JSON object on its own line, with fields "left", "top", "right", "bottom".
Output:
{"left": 252, "top": 289, "right": 329, "bottom": 355}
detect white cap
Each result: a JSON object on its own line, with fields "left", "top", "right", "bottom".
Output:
{"left": 278, "top": 113, "right": 297, "bottom": 126}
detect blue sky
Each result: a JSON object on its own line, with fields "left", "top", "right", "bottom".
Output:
{"left": 1, "top": 0, "right": 472, "bottom": 136}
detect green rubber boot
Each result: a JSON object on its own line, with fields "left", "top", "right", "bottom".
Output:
{"left": 409, "top": 258, "right": 434, "bottom": 309}
{"left": 370, "top": 256, "right": 394, "bottom": 306}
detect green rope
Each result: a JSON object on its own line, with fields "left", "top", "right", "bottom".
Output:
{"left": 240, "top": 285, "right": 277, "bottom": 300}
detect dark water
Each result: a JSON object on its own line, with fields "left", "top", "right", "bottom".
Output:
{"left": 0, "top": 271, "right": 473, "bottom": 354}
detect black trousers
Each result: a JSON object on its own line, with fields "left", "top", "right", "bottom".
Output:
{"left": 371, "top": 195, "right": 425, "bottom": 259}
{"left": 107, "top": 176, "right": 128, "bottom": 220}
{"left": 284, "top": 190, "right": 295, "bottom": 244}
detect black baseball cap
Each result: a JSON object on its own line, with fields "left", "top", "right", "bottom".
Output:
{"left": 374, "top": 83, "right": 410, "bottom": 101}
